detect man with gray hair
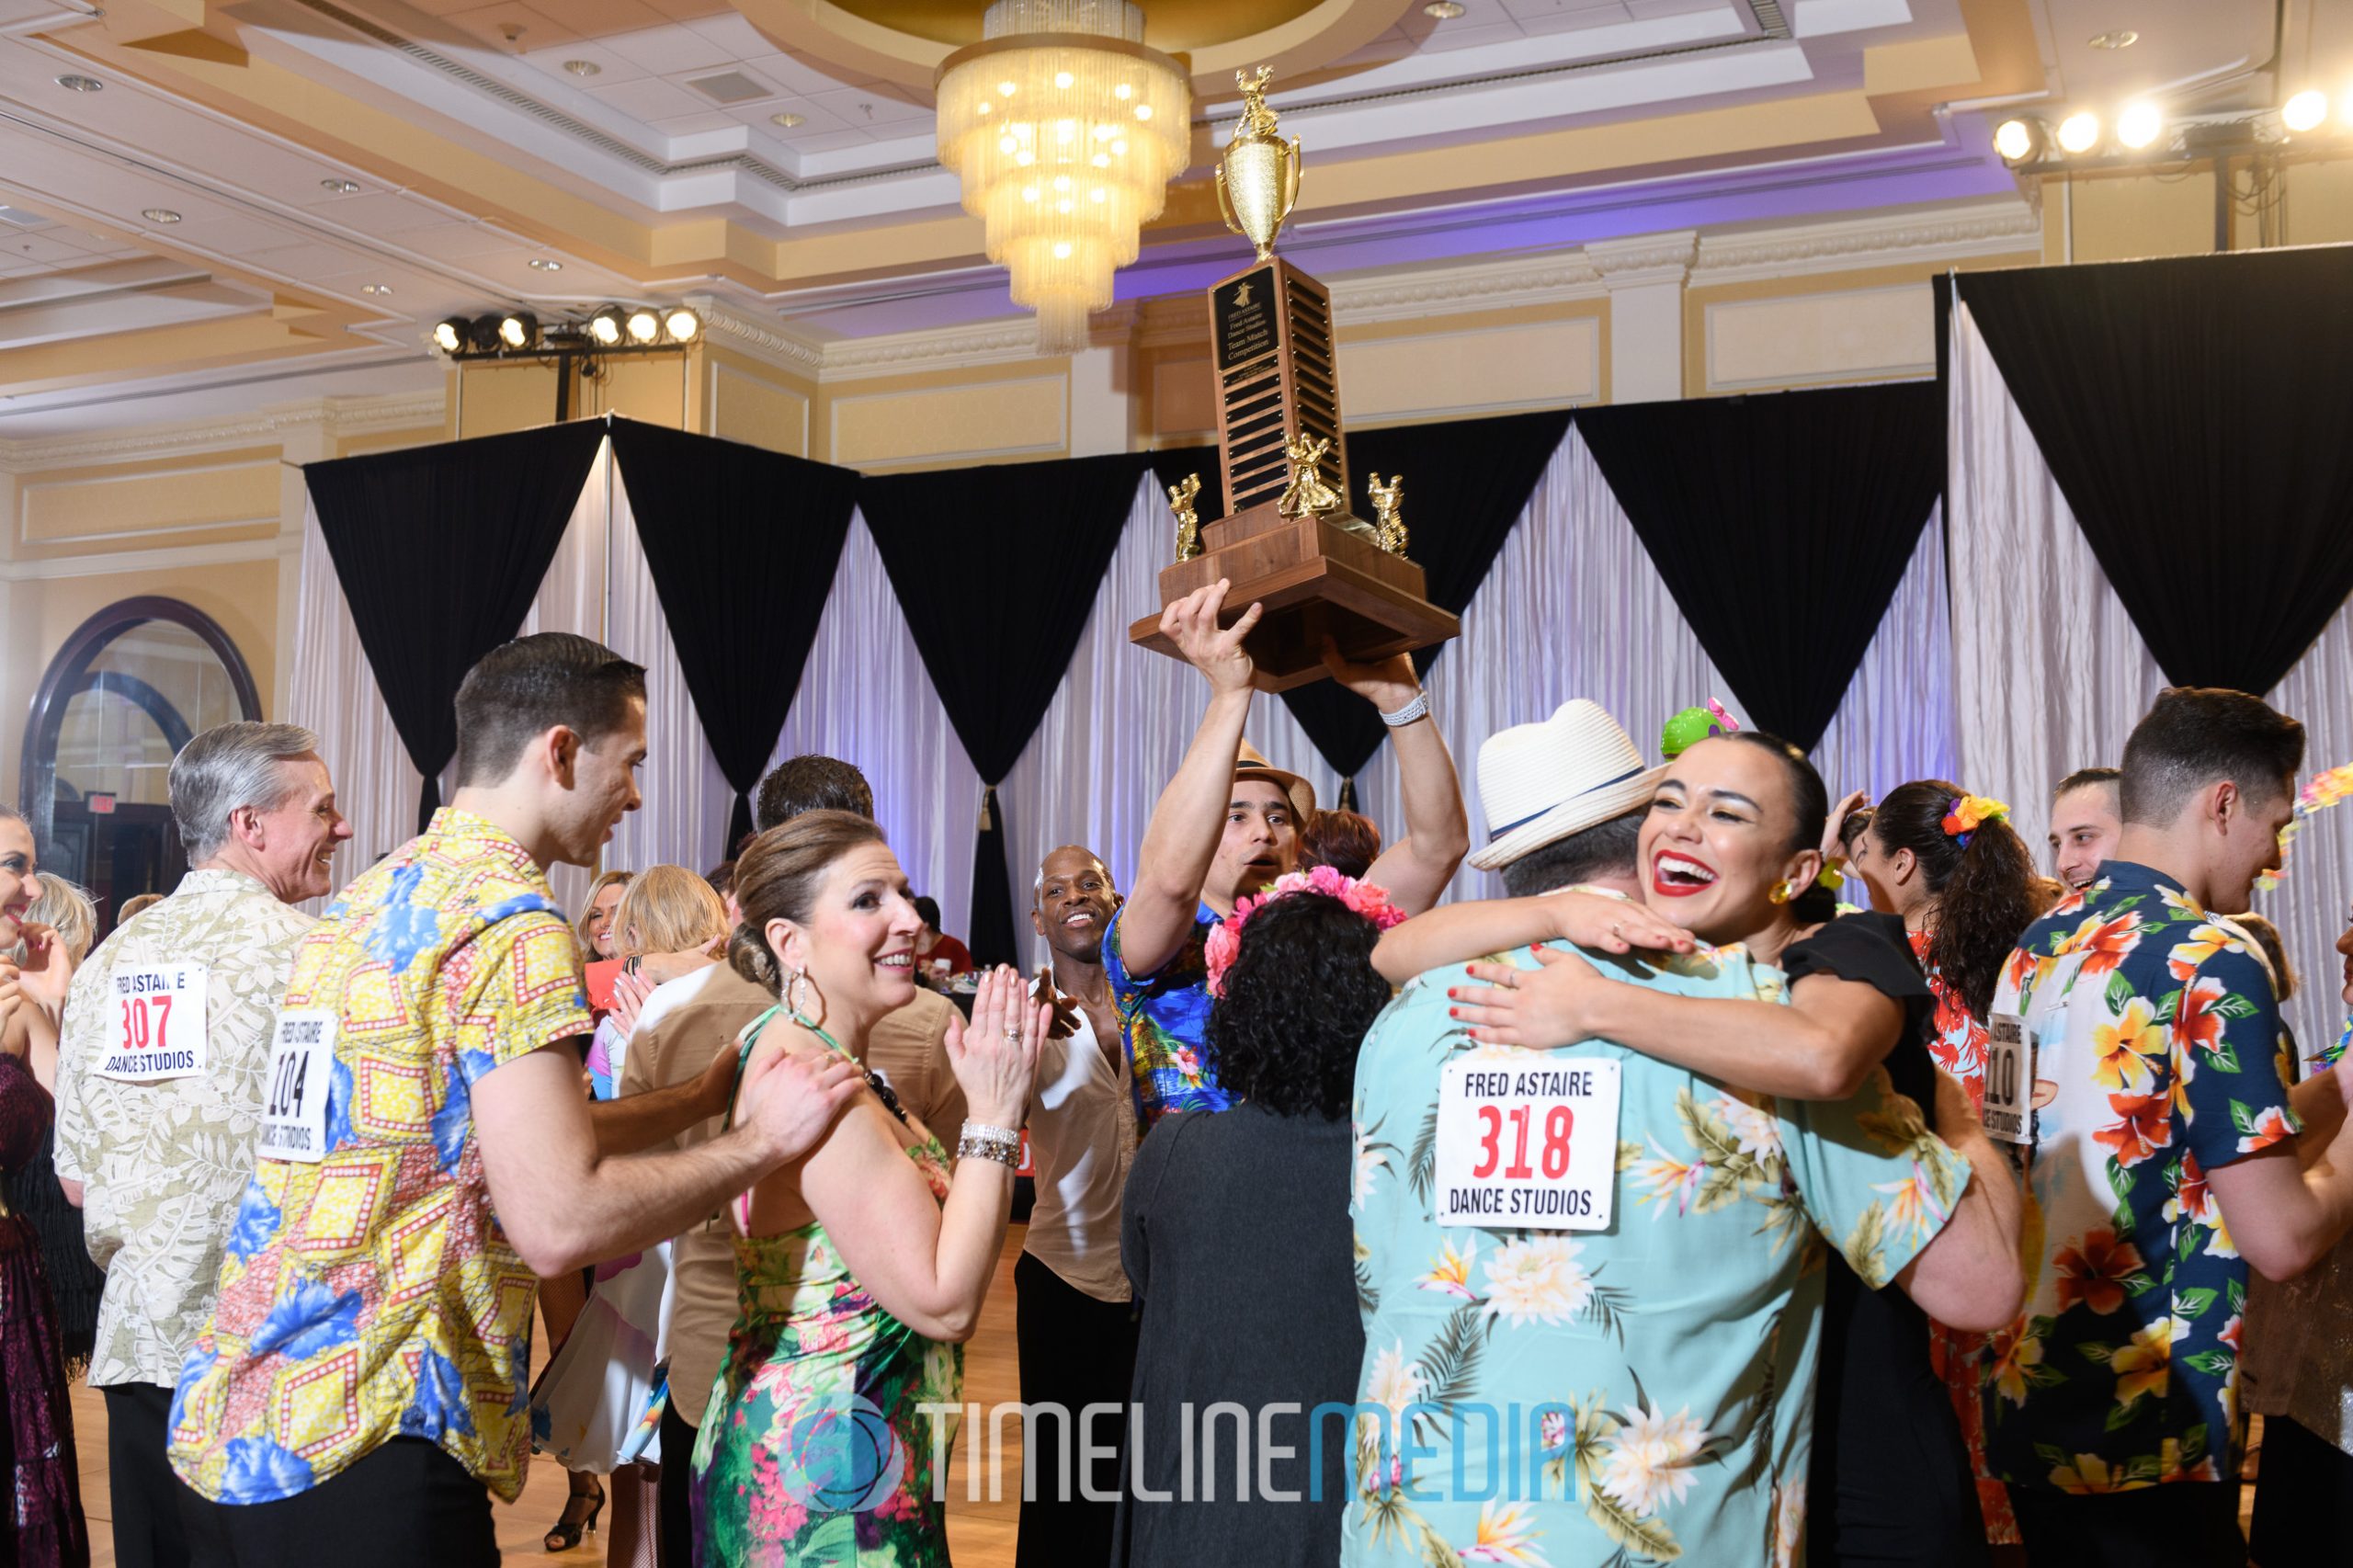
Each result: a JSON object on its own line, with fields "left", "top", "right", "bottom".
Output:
{"left": 54, "top": 721, "right": 351, "bottom": 1568}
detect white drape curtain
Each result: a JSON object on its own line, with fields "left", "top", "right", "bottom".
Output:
{"left": 1950, "top": 301, "right": 2353, "bottom": 1058}
{"left": 770, "top": 513, "right": 983, "bottom": 937}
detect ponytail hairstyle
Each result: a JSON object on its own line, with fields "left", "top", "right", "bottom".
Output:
{"left": 727, "top": 809, "right": 890, "bottom": 996}
{"left": 1866, "top": 779, "right": 2040, "bottom": 1019}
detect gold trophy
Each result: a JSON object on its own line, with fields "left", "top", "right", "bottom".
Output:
{"left": 1130, "top": 67, "right": 1455, "bottom": 691}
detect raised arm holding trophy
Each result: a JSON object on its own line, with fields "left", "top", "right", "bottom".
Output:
{"left": 1130, "top": 67, "right": 1459, "bottom": 692}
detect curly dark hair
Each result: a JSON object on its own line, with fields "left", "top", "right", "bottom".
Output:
{"left": 1869, "top": 779, "right": 2041, "bottom": 1020}
{"left": 1205, "top": 892, "right": 1392, "bottom": 1120}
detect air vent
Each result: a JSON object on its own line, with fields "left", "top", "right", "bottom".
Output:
{"left": 0, "top": 205, "right": 51, "bottom": 227}
{"left": 685, "top": 71, "right": 771, "bottom": 105}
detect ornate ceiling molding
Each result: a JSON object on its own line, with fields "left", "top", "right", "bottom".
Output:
{"left": 689, "top": 300, "right": 827, "bottom": 377}
{"left": 1689, "top": 202, "right": 2043, "bottom": 284}
{"left": 0, "top": 390, "right": 444, "bottom": 471}
{"left": 1332, "top": 252, "right": 1608, "bottom": 325}
{"left": 1585, "top": 230, "right": 1699, "bottom": 289}
{"left": 818, "top": 317, "right": 1044, "bottom": 381}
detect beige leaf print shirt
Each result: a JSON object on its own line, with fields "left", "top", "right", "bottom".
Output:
{"left": 54, "top": 868, "right": 314, "bottom": 1389}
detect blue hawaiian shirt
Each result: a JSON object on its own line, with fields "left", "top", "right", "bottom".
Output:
{"left": 1103, "top": 901, "right": 1229, "bottom": 1126}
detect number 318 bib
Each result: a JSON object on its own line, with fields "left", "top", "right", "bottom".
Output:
{"left": 1433, "top": 1057, "right": 1622, "bottom": 1231}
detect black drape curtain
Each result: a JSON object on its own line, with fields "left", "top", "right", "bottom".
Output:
{"left": 1276, "top": 408, "right": 1574, "bottom": 787}
{"left": 610, "top": 418, "right": 860, "bottom": 859}
{"left": 860, "top": 451, "right": 1150, "bottom": 964}
{"left": 307, "top": 419, "right": 608, "bottom": 833}
{"left": 1957, "top": 248, "right": 2353, "bottom": 694}
{"left": 1575, "top": 382, "right": 1943, "bottom": 751}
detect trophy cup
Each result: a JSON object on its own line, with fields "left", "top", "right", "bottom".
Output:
{"left": 1128, "top": 68, "right": 1458, "bottom": 692}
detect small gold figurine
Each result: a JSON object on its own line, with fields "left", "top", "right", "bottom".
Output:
{"left": 1368, "top": 472, "right": 1407, "bottom": 555}
{"left": 1217, "top": 66, "right": 1302, "bottom": 262}
{"left": 1276, "top": 434, "right": 1342, "bottom": 518}
{"left": 1168, "top": 472, "right": 1203, "bottom": 560}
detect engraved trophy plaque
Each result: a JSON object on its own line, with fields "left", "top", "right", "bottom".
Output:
{"left": 1129, "top": 68, "right": 1457, "bottom": 693}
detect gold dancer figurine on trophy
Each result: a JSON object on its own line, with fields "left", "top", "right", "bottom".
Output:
{"left": 1130, "top": 68, "right": 1454, "bottom": 691}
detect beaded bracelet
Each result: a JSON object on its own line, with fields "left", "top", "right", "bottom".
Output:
{"left": 962, "top": 1119, "right": 1021, "bottom": 1146}
{"left": 958, "top": 1131, "right": 1020, "bottom": 1168}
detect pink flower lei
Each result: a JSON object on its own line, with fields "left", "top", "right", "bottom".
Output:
{"left": 1203, "top": 864, "right": 1409, "bottom": 997}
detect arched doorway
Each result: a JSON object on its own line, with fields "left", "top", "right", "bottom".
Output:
{"left": 18, "top": 597, "right": 261, "bottom": 927}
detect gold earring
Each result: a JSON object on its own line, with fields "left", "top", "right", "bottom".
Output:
{"left": 1768, "top": 878, "right": 1797, "bottom": 905}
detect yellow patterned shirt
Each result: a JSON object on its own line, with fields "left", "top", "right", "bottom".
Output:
{"left": 167, "top": 810, "right": 591, "bottom": 1504}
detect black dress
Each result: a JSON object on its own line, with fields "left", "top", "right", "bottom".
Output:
{"left": 1786, "top": 912, "right": 1988, "bottom": 1568}
{"left": 1113, "top": 1102, "right": 1363, "bottom": 1568}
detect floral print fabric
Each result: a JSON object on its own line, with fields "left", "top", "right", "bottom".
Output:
{"left": 168, "top": 810, "right": 592, "bottom": 1505}
{"left": 1985, "top": 861, "right": 2300, "bottom": 1496}
{"left": 1345, "top": 941, "right": 1970, "bottom": 1568}
{"left": 691, "top": 1014, "right": 961, "bottom": 1566}
{"left": 1907, "top": 926, "right": 2021, "bottom": 1547}
{"left": 54, "top": 869, "right": 315, "bottom": 1391}
{"left": 1103, "top": 902, "right": 1229, "bottom": 1126}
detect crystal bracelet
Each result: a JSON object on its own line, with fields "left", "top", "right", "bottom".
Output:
{"left": 1381, "top": 690, "right": 1431, "bottom": 728}
{"left": 961, "top": 1119, "right": 1021, "bottom": 1146}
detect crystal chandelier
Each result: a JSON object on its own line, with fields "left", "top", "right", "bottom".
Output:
{"left": 937, "top": 0, "right": 1190, "bottom": 354}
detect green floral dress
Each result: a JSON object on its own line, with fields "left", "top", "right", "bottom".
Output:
{"left": 690, "top": 1009, "right": 962, "bottom": 1566}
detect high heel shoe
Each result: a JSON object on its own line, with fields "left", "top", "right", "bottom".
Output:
{"left": 543, "top": 1477, "right": 605, "bottom": 1553}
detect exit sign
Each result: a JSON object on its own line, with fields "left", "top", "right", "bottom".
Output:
{"left": 87, "top": 793, "right": 116, "bottom": 815}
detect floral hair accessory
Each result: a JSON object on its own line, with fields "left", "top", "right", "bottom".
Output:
{"left": 2257, "top": 762, "right": 2353, "bottom": 892}
{"left": 1939, "top": 794, "right": 2009, "bottom": 848}
{"left": 1660, "top": 698, "right": 1740, "bottom": 759}
{"left": 1203, "top": 864, "right": 1408, "bottom": 997}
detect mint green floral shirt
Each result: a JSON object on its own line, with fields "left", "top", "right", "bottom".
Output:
{"left": 1345, "top": 941, "right": 1971, "bottom": 1568}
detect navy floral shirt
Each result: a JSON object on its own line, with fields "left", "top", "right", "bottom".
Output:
{"left": 1102, "top": 901, "right": 1231, "bottom": 1127}
{"left": 1984, "top": 861, "right": 2300, "bottom": 1494}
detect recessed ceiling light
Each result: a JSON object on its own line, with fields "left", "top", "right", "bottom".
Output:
{"left": 142, "top": 208, "right": 181, "bottom": 223}
{"left": 563, "top": 59, "right": 601, "bottom": 77}
{"left": 362, "top": 283, "right": 392, "bottom": 295}
{"left": 2087, "top": 29, "right": 2138, "bottom": 50}
{"left": 1423, "top": 0, "right": 1465, "bottom": 16}
{"left": 528, "top": 257, "right": 563, "bottom": 270}
{"left": 321, "top": 177, "right": 361, "bottom": 194}
{"left": 56, "top": 74, "right": 103, "bottom": 92}
{"left": 771, "top": 111, "right": 806, "bottom": 128}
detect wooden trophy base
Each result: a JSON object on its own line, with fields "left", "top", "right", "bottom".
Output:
{"left": 1127, "top": 500, "right": 1460, "bottom": 692}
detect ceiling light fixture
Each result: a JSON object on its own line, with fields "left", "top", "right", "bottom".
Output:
{"left": 1424, "top": 1, "right": 1466, "bottom": 17}
{"left": 362, "top": 283, "right": 392, "bottom": 295}
{"left": 55, "top": 74, "right": 103, "bottom": 92}
{"left": 563, "top": 59, "right": 601, "bottom": 77}
{"left": 2087, "top": 29, "right": 2137, "bottom": 50}
{"left": 2055, "top": 110, "right": 2102, "bottom": 154}
{"left": 935, "top": 0, "right": 1189, "bottom": 354}
{"left": 1992, "top": 117, "right": 2045, "bottom": 165}
{"left": 771, "top": 111, "right": 806, "bottom": 128}
{"left": 528, "top": 257, "right": 563, "bottom": 270}
{"left": 142, "top": 208, "right": 182, "bottom": 223}
{"left": 2116, "top": 100, "right": 2164, "bottom": 150}
{"left": 321, "top": 177, "right": 361, "bottom": 194}
{"left": 2282, "top": 89, "right": 2329, "bottom": 133}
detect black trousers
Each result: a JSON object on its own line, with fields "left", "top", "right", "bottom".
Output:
{"left": 105, "top": 1382, "right": 193, "bottom": 1568}
{"left": 1013, "top": 1251, "right": 1140, "bottom": 1568}
{"left": 658, "top": 1395, "right": 698, "bottom": 1568}
{"left": 2010, "top": 1480, "right": 2246, "bottom": 1568}
{"left": 179, "top": 1437, "right": 496, "bottom": 1568}
{"left": 2250, "top": 1415, "right": 2353, "bottom": 1566}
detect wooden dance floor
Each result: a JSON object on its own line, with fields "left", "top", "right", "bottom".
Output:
{"left": 71, "top": 1229, "right": 1032, "bottom": 1568}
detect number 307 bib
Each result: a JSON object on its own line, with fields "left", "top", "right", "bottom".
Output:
{"left": 1433, "top": 1057, "right": 1622, "bottom": 1231}
{"left": 96, "top": 963, "right": 209, "bottom": 1081}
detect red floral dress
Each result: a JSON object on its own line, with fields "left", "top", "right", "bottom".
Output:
{"left": 1909, "top": 928, "right": 2020, "bottom": 1547}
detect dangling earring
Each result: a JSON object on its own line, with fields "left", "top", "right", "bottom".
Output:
{"left": 785, "top": 967, "right": 817, "bottom": 1027}
{"left": 1768, "top": 877, "right": 1797, "bottom": 906}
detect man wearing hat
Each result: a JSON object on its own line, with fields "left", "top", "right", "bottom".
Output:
{"left": 1106, "top": 579, "right": 1468, "bottom": 1127}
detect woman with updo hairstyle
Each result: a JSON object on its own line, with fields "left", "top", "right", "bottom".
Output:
{"left": 1114, "top": 879, "right": 1398, "bottom": 1568}
{"left": 690, "top": 809, "right": 1046, "bottom": 1568}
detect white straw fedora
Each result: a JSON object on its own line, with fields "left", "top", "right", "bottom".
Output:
{"left": 1467, "top": 700, "right": 1666, "bottom": 872}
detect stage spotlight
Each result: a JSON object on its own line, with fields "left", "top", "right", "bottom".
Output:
{"left": 2056, "top": 110, "right": 2101, "bottom": 153}
{"left": 1993, "top": 117, "right": 2045, "bottom": 165}
{"left": 2283, "top": 89, "right": 2328, "bottom": 133}
{"left": 589, "top": 307, "right": 625, "bottom": 347}
{"left": 2117, "top": 101, "right": 2164, "bottom": 149}
{"left": 664, "top": 308, "right": 699, "bottom": 342}
{"left": 497, "top": 312, "right": 539, "bottom": 350}
{"left": 626, "top": 308, "right": 661, "bottom": 344}
{"left": 470, "top": 315, "right": 506, "bottom": 353}
{"left": 433, "top": 317, "right": 466, "bottom": 354}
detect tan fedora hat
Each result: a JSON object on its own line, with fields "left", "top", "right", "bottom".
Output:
{"left": 1466, "top": 700, "right": 1665, "bottom": 872}
{"left": 1233, "top": 741, "right": 1316, "bottom": 824}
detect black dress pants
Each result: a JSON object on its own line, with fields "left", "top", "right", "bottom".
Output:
{"left": 104, "top": 1382, "right": 193, "bottom": 1568}
{"left": 1013, "top": 1251, "right": 1140, "bottom": 1568}
{"left": 658, "top": 1395, "right": 699, "bottom": 1568}
{"left": 179, "top": 1437, "right": 497, "bottom": 1568}
{"left": 2009, "top": 1480, "right": 2246, "bottom": 1568}
{"left": 2250, "top": 1415, "right": 2353, "bottom": 1567}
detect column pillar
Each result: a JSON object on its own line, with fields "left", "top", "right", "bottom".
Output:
{"left": 1587, "top": 231, "right": 1697, "bottom": 404}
